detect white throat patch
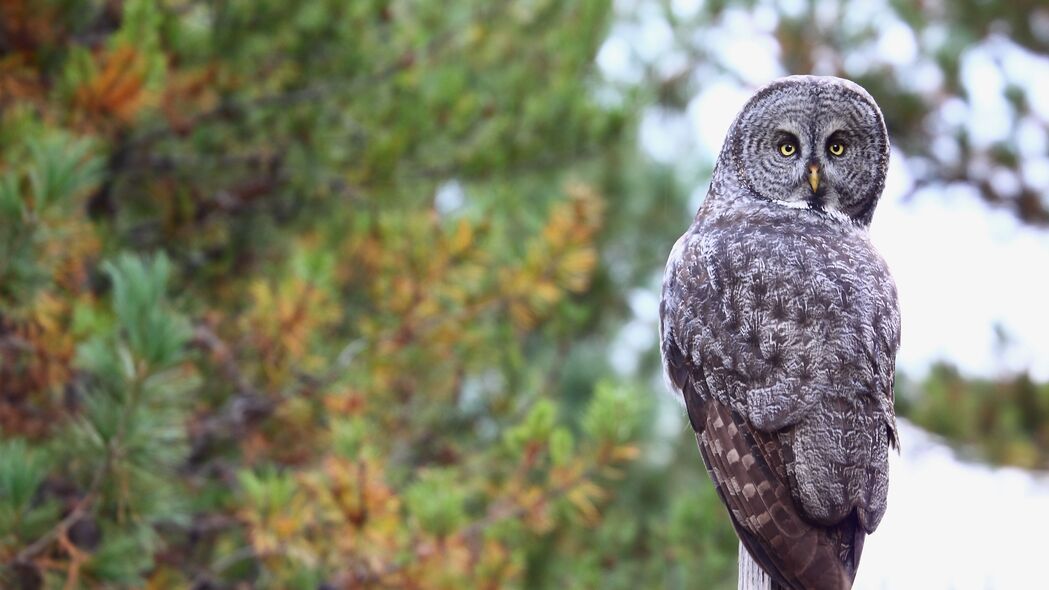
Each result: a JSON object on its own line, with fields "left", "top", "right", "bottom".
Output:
{"left": 771, "top": 199, "right": 857, "bottom": 226}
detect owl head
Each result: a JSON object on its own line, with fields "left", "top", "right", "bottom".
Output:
{"left": 722, "top": 76, "right": 890, "bottom": 225}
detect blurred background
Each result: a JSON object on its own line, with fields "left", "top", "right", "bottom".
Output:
{"left": 1, "top": 0, "right": 1047, "bottom": 588}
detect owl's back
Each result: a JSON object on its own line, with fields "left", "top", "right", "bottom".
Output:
{"left": 665, "top": 194, "right": 899, "bottom": 530}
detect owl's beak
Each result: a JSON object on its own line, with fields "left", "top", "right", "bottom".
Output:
{"left": 808, "top": 164, "right": 820, "bottom": 193}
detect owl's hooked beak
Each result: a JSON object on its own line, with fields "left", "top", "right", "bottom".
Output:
{"left": 808, "top": 164, "right": 820, "bottom": 193}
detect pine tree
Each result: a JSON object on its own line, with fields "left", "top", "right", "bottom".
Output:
{"left": 0, "top": 1, "right": 735, "bottom": 587}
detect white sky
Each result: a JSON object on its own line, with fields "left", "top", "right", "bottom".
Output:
{"left": 855, "top": 419, "right": 1049, "bottom": 589}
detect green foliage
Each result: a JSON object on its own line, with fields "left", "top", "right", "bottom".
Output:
{"left": 582, "top": 381, "right": 644, "bottom": 444}
{"left": 0, "top": 441, "right": 58, "bottom": 546}
{"left": 238, "top": 467, "right": 300, "bottom": 520}
{"left": 405, "top": 469, "right": 467, "bottom": 538}
{"left": 0, "top": 123, "right": 102, "bottom": 310}
{"left": 899, "top": 363, "right": 1049, "bottom": 469}
{"left": 101, "top": 254, "right": 190, "bottom": 367}
{"left": 0, "top": 250, "right": 195, "bottom": 585}
{"left": 83, "top": 526, "right": 163, "bottom": 586}
{"left": 549, "top": 428, "right": 575, "bottom": 466}
{"left": 25, "top": 132, "right": 103, "bottom": 212}
{"left": 0, "top": 0, "right": 670, "bottom": 586}
{"left": 504, "top": 399, "right": 559, "bottom": 452}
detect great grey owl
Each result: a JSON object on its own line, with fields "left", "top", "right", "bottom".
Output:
{"left": 659, "top": 75, "right": 899, "bottom": 589}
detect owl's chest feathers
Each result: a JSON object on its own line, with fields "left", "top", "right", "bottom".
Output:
{"left": 692, "top": 199, "right": 892, "bottom": 401}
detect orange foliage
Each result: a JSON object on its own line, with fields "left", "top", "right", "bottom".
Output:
{"left": 0, "top": 3, "right": 645, "bottom": 585}
{"left": 503, "top": 181, "right": 603, "bottom": 329}
{"left": 73, "top": 46, "right": 149, "bottom": 130}
{"left": 0, "top": 216, "right": 99, "bottom": 438}
{"left": 239, "top": 276, "right": 339, "bottom": 388}
{"left": 160, "top": 65, "right": 220, "bottom": 136}
{"left": 0, "top": 0, "right": 62, "bottom": 54}
{"left": 0, "top": 296, "right": 76, "bottom": 438}
{"left": 0, "top": 54, "right": 48, "bottom": 108}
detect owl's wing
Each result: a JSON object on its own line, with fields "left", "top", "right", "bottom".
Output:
{"left": 660, "top": 231, "right": 858, "bottom": 590}
{"left": 875, "top": 275, "right": 901, "bottom": 453}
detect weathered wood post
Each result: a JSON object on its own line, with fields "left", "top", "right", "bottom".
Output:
{"left": 738, "top": 542, "right": 772, "bottom": 590}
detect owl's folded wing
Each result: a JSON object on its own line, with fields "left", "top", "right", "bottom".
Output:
{"left": 660, "top": 234, "right": 860, "bottom": 590}
{"left": 663, "top": 330, "right": 856, "bottom": 590}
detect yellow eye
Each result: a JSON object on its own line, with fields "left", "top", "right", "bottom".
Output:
{"left": 779, "top": 143, "right": 796, "bottom": 157}
{"left": 828, "top": 142, "right": 845, "bottom": 156}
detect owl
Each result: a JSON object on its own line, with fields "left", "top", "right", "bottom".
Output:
{"left": 659, "top": 76, "right": 900, "bottom": 589}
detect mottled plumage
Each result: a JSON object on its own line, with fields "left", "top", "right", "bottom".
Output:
{"left": 659, "top": 76, "right": 900, "bottom": 589}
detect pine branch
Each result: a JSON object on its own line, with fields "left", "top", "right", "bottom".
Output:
{"left": 13, "top": 278, "right": 175, "bottom": 569}
{"left": 11, "top": 365, "right": 137, "bottom": 566}
{"left": 13, "top": 465, "right": 104, "bottom": 565}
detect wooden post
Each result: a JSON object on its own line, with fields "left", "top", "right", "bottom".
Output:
{"left": 738, "top": 541, "right": 772, "bottom": 590}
